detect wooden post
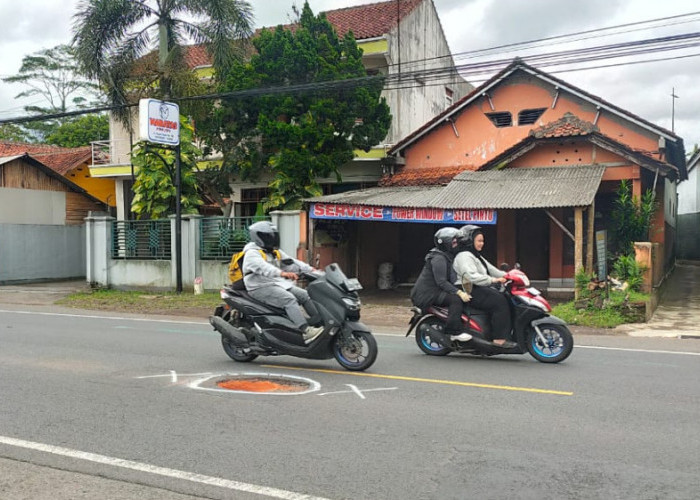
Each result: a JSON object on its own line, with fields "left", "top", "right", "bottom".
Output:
{"left": 586, "top": 200, "right": 595, "bottom": 274}
{"left": 574, "top": 207, "right": 584, "bottom": 299}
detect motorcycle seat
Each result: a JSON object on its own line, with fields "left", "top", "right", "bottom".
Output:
{"left": 227, "top": 288, "right": 286, "bottom": 315}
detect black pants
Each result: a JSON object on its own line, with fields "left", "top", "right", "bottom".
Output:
{"left": 435, "top": 292, "right": 464, "bottom": 334}
{"left": 470, "top": 285, "right": 512, "bottom": 339}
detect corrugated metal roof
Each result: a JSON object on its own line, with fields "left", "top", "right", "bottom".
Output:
{"left": 305, "top": 185, "right": 443, "bottom": 208}
{"left": 306, "top": 166, "right": 605, "bottom": 210}
{"left": 431, "top": 165, "right": 606, "bottom": 209}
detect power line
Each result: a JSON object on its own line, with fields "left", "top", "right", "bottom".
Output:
{"left": 2, "top": 25, "right": 700, "bottom": 125}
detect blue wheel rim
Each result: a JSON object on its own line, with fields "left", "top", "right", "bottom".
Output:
{"left": 419, "top": 324, "right": 446, "bottom": 352}
{"left": 531, "top": 327, "right": 564, "bottom": 358}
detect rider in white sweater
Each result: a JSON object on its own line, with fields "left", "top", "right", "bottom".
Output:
{"left": 453, "top": 225, "right": 516, "bottom": 348}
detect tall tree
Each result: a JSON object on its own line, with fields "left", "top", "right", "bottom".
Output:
{"left": 46, "top": 114, "right": 109, "bottom": 148}
{"left": 199, "top": 2, "right": 391, "bottom": 211}
{"left": 2, "top": 44, "right": 100, "bottom": 141}
{"left": 72, "top": 0, "right": 254, "bottom": 127}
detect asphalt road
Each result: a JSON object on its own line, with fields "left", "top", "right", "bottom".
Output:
{"left": 1, "top": 307, "right": 699, "bottom": 500}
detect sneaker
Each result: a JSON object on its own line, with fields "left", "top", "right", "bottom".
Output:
{"left": 303, "top": 325, "right": 324, "bottom": 344}
{"left": 450, "top": 332, "right": 473, "bottom": 342}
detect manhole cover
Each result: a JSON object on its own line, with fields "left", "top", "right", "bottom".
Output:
{"left": 217, "top": 376, "right": 309, "bottom": 393}
{"left": 190, "top": 373, "right": 319, "bottom": 395}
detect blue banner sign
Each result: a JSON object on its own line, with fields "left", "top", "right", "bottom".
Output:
{"left": 310, "top": 203, "right": 497, "bottom": 224}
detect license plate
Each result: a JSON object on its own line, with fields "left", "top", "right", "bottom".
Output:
{"left": 527, "top": 287, "right": 541, "bottom": 296}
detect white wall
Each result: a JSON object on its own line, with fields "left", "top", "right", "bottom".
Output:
{"left": 383, "top": 0, "right": 473, "bottom": 145}
{"left": 0, "top": 187, "right": 66, "bottom": 225}
{"left": 678, "top": 165, "right": 699, "bottom": 215}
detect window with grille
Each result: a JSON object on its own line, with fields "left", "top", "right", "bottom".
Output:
{"left": 518, "top": 108, "right": 546, "bottom": 125}
{"left": 485, "top": 112, "right": 512, "bottom": 128}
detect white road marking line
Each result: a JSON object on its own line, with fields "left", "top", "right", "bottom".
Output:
{"left": 575, "top": 345, "right": 700, "bottom": 356}
{"left": 318, "top": 385, "right": 397, "bottom": 399}
{"left": 0, "top": 435, "right": 331, "bottom": 500}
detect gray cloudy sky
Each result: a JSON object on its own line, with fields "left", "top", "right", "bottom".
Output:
{"left": 1, "top": 0, "right": 698, "bottom": 148}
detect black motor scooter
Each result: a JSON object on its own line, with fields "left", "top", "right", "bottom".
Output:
{"left": 210, "top": 263, "right": 378, "bottom": 371}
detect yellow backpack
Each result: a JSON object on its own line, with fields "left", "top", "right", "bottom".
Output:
{"left": 228, "top": 248, "right": 281, "bottom": 289}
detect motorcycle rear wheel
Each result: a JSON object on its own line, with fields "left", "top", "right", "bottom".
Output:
{"left": 415, "top": 316, "right": 450, "bottom": 356}
{"left": 333, "top": 331, "right": 377, "bottom": 371}
{"left": 526, "top": 323, "right": 573, "bottom": 363}
{"left": 221, "top": 336, "right": 258, "bottom": 362}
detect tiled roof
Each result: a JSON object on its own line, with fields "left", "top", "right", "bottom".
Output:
{"left": 183, "top": 45, "right": 211, "bottom": 68}
{"left": 431, "top": 165, "right": 606, "bottom": 209}
{"left": 185, "top": 0, "right": 424, "bottom": 69}
{"left": 0, "top": 142, "right": 91, "bottom": 175}
{"left": 378, "top": 165, "right": 473, "bottom": 186}
{"left": 324, "top": 0, "right": 423, "bottom": 39}
{"left": 529, "top": 112, "right": 598, "bottom": 139}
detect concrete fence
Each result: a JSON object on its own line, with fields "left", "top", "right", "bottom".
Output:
{"left": 0, "top": 223, "right": 86, "bottom": 284}
{"left": 84, "top": 211, "right": 301, "bottom": 291}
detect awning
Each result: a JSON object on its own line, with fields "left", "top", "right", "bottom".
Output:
{"left": 305, "top": 165, "right": 605, "bottom": 223}
{"left": 432, "top": 165, "right": 606, "bottom": 209}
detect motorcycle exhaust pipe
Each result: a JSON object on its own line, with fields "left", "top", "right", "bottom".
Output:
{"left": 209, "top": 316, "right": 248, "bottom": 346}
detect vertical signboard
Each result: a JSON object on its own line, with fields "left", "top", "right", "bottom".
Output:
{"left": 595, "top": 230, "right": 607, "bottom": 281}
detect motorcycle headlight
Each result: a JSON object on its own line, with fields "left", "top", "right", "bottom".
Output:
{"left": 518, "top": 295, "right": 548, "bottom": 311}
{"left": 341, "top": 297, "right": 361, "bottom": 310}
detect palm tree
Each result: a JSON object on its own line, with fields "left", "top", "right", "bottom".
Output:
{"left": 72, "top": 0, "right": 254, "bottom": 125}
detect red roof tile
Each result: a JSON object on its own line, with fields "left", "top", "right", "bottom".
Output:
{"left": 324, "top": 0, "right": 423, "bottom": 39}
{"left": 379, "top": 165, "right": 473, "bottom": 186}
{"left": 185, "top": 0, "right": 424, "bottom": 69}
{"left": 529, "top": 112, "right": 598, "bottom": 139}
{"left": 0, "top": 141, "right": 91, "bottom": 175}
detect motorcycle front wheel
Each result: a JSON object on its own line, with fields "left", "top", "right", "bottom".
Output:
{"left": 333, "top": 331, "right": 377, "bottom": 371}
{"left": 415, "top": 316, "right": 450, "bottom": 356}
{"left": 526, "top": 323, "right": 573, "bottom": 363}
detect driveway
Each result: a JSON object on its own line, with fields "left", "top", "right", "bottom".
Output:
{"left": 615, "top": 260, "right": 700, "bottom": 338}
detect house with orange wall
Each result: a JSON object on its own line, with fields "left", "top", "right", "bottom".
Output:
{"left": 305, "top": 59, "right": 686, "bottom": 292}
{"left": 0, "top": 141, "right": 116, "bottom": 210}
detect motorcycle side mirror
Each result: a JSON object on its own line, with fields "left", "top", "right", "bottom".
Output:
{"left": 499, "top": 263, "right": 510, "bottom": 271}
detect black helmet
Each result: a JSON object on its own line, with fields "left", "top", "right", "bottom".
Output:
{"left": 434, "top": 227, "right": 459, "bottom": 254}
{"left": 248, "top": 221, "right": 280, "bottom": 251}
{"left": 456, "top": 225, "right": 482, "bottom": 250}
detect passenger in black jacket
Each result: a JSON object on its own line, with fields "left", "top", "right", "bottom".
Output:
{"left": 410, "top": 227, "right": 472, "bottom": 344}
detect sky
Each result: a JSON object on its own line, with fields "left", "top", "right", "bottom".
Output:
{"left": 0, "top": 0, "right": 698, "bottom": 149}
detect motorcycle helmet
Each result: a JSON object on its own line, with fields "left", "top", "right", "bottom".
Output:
{"left": 433, "top": 227, "right": 460, "bottom": 254}
{"left": 248, "top": 221, "right": 280, "bottom": 251}
{"left": 456, "top": 225, "right": 482, "bottom": 250}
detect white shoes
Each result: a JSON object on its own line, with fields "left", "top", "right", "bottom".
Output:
{"left": 450, "top": 332, "right": 473, "bottom": 342}
{"left": 303, "top": 325, "right": 324, "bottom": 344}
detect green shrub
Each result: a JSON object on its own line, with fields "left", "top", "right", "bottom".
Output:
{"left": 612, "top": 254, "right": 645, "bottom": 291}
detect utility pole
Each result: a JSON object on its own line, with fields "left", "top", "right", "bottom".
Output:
{"left": 671, "top": 87, "right": 679, "bottom": 133}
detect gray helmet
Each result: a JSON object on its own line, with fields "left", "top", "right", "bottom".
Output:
{"left": 434, "top": 227, "right": 459, "bottom": 254}
{"left": 456, "top": 225, "right": 482, "bottom": 250}
{"left": 248, "top": 221, "right": 279, "bottom": 251}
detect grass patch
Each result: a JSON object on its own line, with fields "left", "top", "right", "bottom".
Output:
{"left": 56, "top": 288, "right": 222, "bottom": 315}
{"left": 552, "top": 290, "right": 649, "bottom": 328}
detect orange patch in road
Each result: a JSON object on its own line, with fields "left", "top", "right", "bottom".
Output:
{"left": 216, "top": 378, "right": 305, "bottom": 393}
